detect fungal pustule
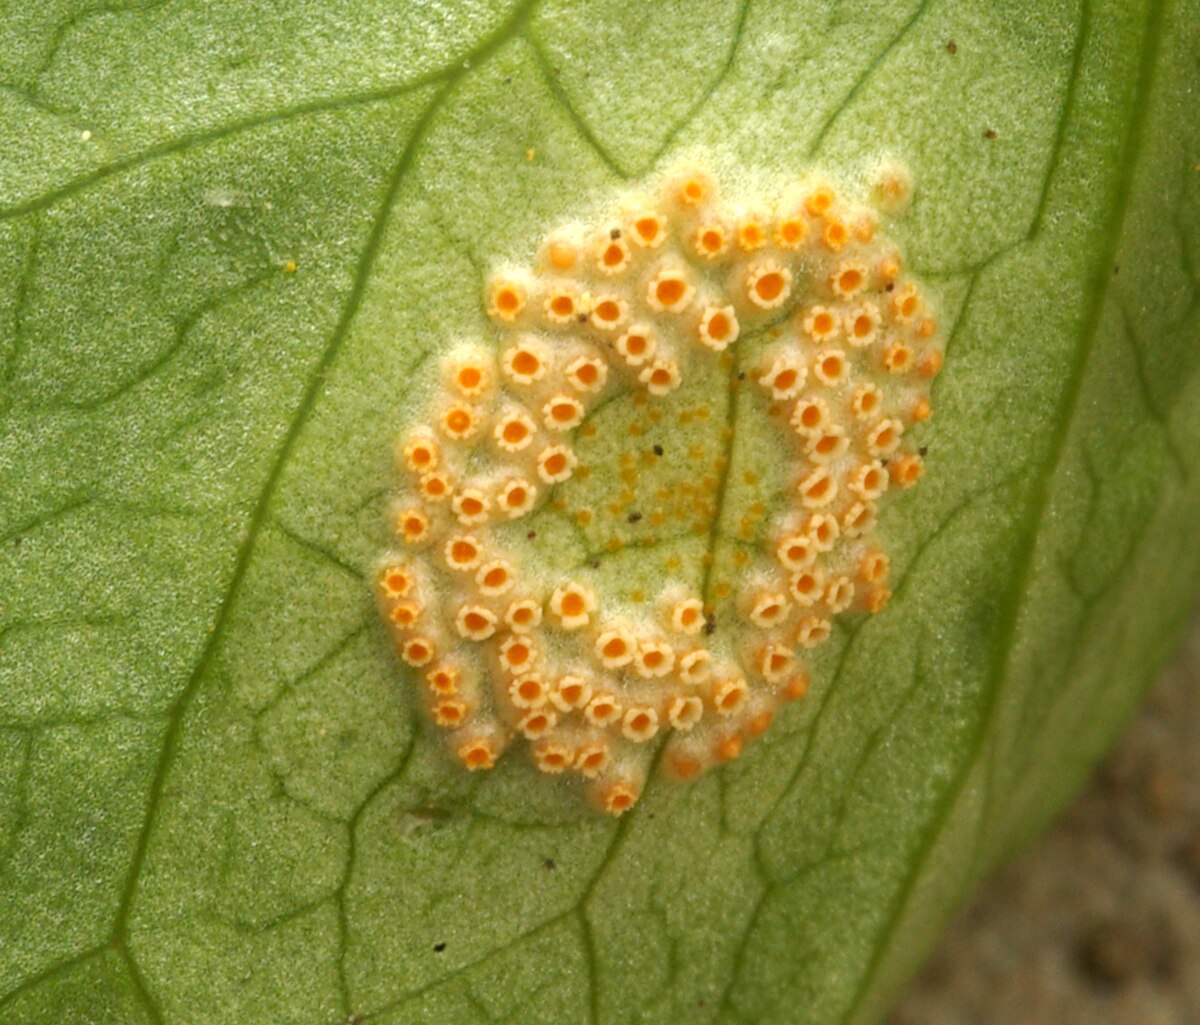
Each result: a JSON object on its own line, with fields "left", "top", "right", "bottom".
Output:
{"left": 597, "top": 779, "right": 641, "bottom": 817}
{"left": 596, "top": 232, "right": 633, "bottom": 275}
{"left": 590, "top": 293, "right": 629, "bottom": 331}
{"left": 440, "top": 402, "right": 481, "bottom": 441}
{"left": 497, "top": 477, "right": 538, "bottom": 518}
{"left": 639, "top": 359, "right": 682, "bottom": 396}
{"left": 746, "top": 261, "right": 793, "bottom": 310}
{"left": 542, "top": 394, "right": 586, "bottom": 432}
{"left": 395, "top": 506, "right": 432, "bottom": 545}
{"left": 419, "top": 469, "right": 453, "bottom": 503}
{"left": 544, "top": 282, "right": 582, "bottom": 325}
{"left": 796, "top": 615, "right": 833, "bottom": 649}
{"left": 585, "top": 691, "right": 623, "bottom": 728}
{"left": 575, "top": 740, "right": 611, "bottom": 778}
{"left": 622, "top": 706, "right": 660, "bottom": 742}
{"left": 434, "top": 696, "right": 470, "bottom": 729}
{"left": 533, "top": 740, "right": 575, "bottom": 774}
{"left": 518, "top": 708, "right": 558, "bottom": 740}
{"left": 594, "top": 627, "right": 636, "bottom": 668}
{"left": 693, "top": 222, "right": 730, "bottom": 259}
{"left": 457, "top": 735, "right": 501, "bottom": 771}
{"left": 536, "top": 444, "right": 577, "bottom": 484}
{"left": 776, "top": 532, "right": 817, "bottom": 571}
{"left": 565, "top": 354, "right": 608, "bottom": 393}
{"left": 846, "top": 303, "right": 882, "bottom": 348}
{"left": 549, "top": 582, "right": 596, "bottom": 630}
{"left": 401, "top": 432, "right": 439, "bottom": 474}
{"left": 452, "top": 488, "right": 491, "bottom": 526}
{"left": 456, "top": 604, "right": 498, "bottom": 641}
{"left": 502, "top": 338, "right": 549, "bottom": 385}
{"left": 734, "top": 211, "right": 769, "bottom": 251}
{"left": 677, "top": 649, "right": 712, "bottom": 684}
{"left": 615, "top": 325, "right": 657, "bottom": 367}
{"left": 628, "top": 210, "right": 668, "bottom": 249}
{"left": 435, "top": 528, "right": 484, "bottom": 575}
{"left": 509, "top": 672, "right": 549, "bottom": 709}
{"left": 711, "top": 677, "right": 749, "bottom": 716}
{"left": 446, "top": 350, "right": 494, "bottom": 398}
{"left": 487, "top": 277, "right": 526, "bottom": 321}
{"left": 646, "top": 266, "right": 696, "bottom": 313}
{"left": 758, "top": 348, "right": 807, "bottom": 401}
{"left": 493, "top": 406, "right": 538, "bottom": 453}
{"left": 550, "top": 673, "right": 593, "bottom": 712}
{"left": 476, "top": 559, "right": 516, "bottom": 597}
{"left": 698, "top": 305, "right": 739, "bottom": 351}
{"left": 802, "top": 305, "right": 840, "bottom": 343}
{"left": 747, "top": 591, "right": 791, "bottom": 629}
{"left": 633, "top": 639, "right": 675, "bottom": 678}
{"left": 668, "top": 597, "right": 706, "bottom": 635}
{"left": 756, "top": 643, "right": 795, "bottom": 683}
{"left": 505, "top": 597, "right": 543, "bottom": 633}
{"left": 378, "top": 161, "right": 942, "bottom": 815}
{"left": 773, "top": 206, "right": 810, "bottom": 249}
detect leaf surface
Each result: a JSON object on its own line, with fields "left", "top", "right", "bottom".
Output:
{"left": 2, "top": 1, "right": 1199, "bottom": 1023}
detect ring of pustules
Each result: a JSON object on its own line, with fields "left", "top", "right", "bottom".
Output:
{"left": 376, "top": 165, "right": 941, "bottom": 816}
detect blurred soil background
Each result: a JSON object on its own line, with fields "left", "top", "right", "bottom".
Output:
{"left": 890, "top": 609, "right": 1200, "bottom": 1025}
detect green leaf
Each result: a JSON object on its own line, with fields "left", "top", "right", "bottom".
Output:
{"left": 2, "top": 1, "right": 1198, "bottom": 1023}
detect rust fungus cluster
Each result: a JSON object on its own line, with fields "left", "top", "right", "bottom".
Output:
{"left": 376, "top": 164, "right": 941, "bottom": 816}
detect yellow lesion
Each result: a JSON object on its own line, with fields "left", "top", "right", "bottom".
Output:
{"left": 380, "top": 160, "right": 943, "bottom": 814}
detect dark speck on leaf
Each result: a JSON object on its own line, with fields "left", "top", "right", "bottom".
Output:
{"left": 578, "top": 313, "right": 589, "bottom": 323}
{"left": 591, "top": 560, "right": 601, "bottom": 569}
{"left": 433, "top": 942, "right": 446, "bottom": 953}
{"left": 628, "top": 511, "right": 643, "bottom": 523}
{"left": 918, "top": 446, "right": 929, "bottom": 456}
{"left": 946, "top": 39, "right": 958, "bottom": 54}
{"left": 984, "top": 128, "right": 997, "bottom": 140}
{"left": 543, "top": 858, "right": 557, "bottom": 870}
{"left": 527, "top": 530, "right": 537, "bottom": 539}
{"left": 886, "top": 282, "right": 895, "bottom": 291}
{"left": 737, "top": 371, "right": 746, "bottom": 380}
{"left": 704, "top": 613, "right": 717, "bottom": 635}
{"left": 610, "top": 228, "right": 621, "bottom": 239}
{"left": 653, "top": 444, "right": 664, "bottom": 456}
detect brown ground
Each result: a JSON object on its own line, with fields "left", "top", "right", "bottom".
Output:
{"left": 890, "top": 610, "right": 1200, "bottom": 1025}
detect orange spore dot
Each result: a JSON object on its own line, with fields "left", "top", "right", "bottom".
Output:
{"left": 656, "top": 279, "right": 685, "bottom": 306}
{"left": 746, "top": 710, "right": 774, "bottom": 736}
{"left": 451, "top": 540, "right": 477, "bottom": 564}
{"left": 777, "top": 219, "right": 806, "bottom": 246}
{"left": 462, "top": 743, "right": 495, "bottom": 770}
{"left": 783, "top": 673, "right": 810, "bottom": 701}
{"left": 635, "top": 217, "right": 660, "bottom": 243}
{"left": 513, "top": 350, "right": 540, "bottom": 376}
{"left": 714, "top": 735, "right": 743, "bottom": 763}
{"left": 805, "top": 188, "right": 834, "bottom": 216}
{"left": 670, "top": 753, "right": 704, "bottom": 781}
{"left": 755, "top": 272, "right": 785, "bottom": 302}
{"left": 823, "top": 220, "right": 847, "bottom": 250}
{"left": 548, "top": 241, "right": 576, "bottom": 270}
